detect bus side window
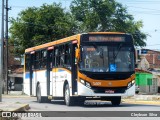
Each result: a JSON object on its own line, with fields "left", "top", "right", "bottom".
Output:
{"left": 52, "top": 49, "right": 56, "bottom": 67}
{"left": 32, "top": 54, "right": 36, "bottom": 70}
{"left": 64, "top": 44, "right": 71, "bottom": 67}
{"left": 42, "top": 50, "right": 47, "bottom": 69}
{"left": 38, "top": 52, "right": 41, "bottom": 69}
{"left": 25, "top": 54, "right": 30, "bottom": 72}
{"left": 35, "top": 51, "right": 40, "bottom": 70}
{"left": 55, "top": 48, "right": 59, "bottom": 67}
{"left": 58, "top": 46, "right": 61, "bottom": 67}
{"left": 48, "top": 50, "right": 53, "bottom": 68}
{"left": 60, "top": 45, "right": 65, "bottom": 66}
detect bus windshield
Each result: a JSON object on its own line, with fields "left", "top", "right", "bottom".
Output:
{"left": 79, "top": 45, "right": 134, "bottom": 72}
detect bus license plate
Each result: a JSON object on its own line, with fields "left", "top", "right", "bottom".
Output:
{"left": 105, "top": 90, "right": 114, "bottom": 94}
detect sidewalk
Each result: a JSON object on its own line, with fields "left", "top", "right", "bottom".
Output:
{"left": 0, "top": 91, "right": 30, "bottom": 111}
{"left": 0, "top": 102, "right": 29, "bottom": 112}
{"left": 122, "top": 94, "right": 160, "bottom": 105}
{"left": 123, "top": 94, "right": 160, "bottom": 100}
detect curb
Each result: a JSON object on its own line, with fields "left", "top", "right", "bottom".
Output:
{"left": 0, "top": 104, "right": 30, "bottom": 119}
{"left": 0, "top": 104, "right": 30, "bottom": 112}
{"left": 10, "top": 104, "right": 30, "bottom": 112}
{"left": 122, "top": 99, "right": 160, "bottom": 105}
{"left": 2, "top": 95, "right": 30, "bottom": 98}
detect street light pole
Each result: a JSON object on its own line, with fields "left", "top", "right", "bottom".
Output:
{"left": 5, "top": 0, "right": 9, "bottom": 94}
{"left": 0, "top": 0, "right": 5, "bottom": 102}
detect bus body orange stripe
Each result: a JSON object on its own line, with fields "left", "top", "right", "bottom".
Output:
{"left": 52, "top": 68, "right": 71, "bottom": 73}
{"left": 78, "top": 72, "right": 135, "bottom": 87}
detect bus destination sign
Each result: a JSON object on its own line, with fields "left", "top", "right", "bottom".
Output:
{"left": 89, "top": 36, "right": 125, "bottom": 42}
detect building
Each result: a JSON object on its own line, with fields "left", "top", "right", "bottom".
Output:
{"left": 8, "top": 46, "right": 24, "bottom": 91}
{"left": 136, "top": 49, "right": 160, "bottom": 94}
{"left": 137, "top": 49, "right": 160, "bottom": 70}
{"left": 135, "top": 69, "right": 160, "bottom": 94}
{"left": 8, "top": 67, "right": 23, "bottom": 91}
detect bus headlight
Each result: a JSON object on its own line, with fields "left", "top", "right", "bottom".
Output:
{"left": 86, "top": 82, "right": 91, "bottom": 89}
{"left": 80, "top": 79, "right": 91, "bottom": 89}
{"left": 132, "top": 80, "right": 135, "bottom": 84}
{"left": 80, "top": 79, "right": 85, "bottom": 84}
{"left": 127, "top": 80, "right": 135, "bottom": 89}
{"left": 127, "top": 82, "right": 132, "bottom": 89}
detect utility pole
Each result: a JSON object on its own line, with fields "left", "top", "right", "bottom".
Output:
{"left": 5, "top": 0, "right": 9, "bottom": 94}
{"left": 0, "top": 0, "right": 5, "bottom": 102}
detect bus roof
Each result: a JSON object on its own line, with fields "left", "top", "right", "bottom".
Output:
{"left": 88, "top": 32, "right": 125, "bottom": 35}
{"left": 25, "top": 32, "right": 125, "bottom": 53}
{"left": 25, "top": 34, "right": 81, "bottom": 53}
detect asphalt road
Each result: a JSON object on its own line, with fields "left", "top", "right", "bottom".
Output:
{"left": 3, "top": 96, "right": 160, "bottom": 120}
{"left": 3, "top": 96, "right": 160, "bottom": 111}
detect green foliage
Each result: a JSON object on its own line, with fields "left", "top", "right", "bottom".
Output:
{"left": 9, "top": 0, "right": 147, "bottom": 55}
{"left": 70, "top": 0, "right": 147, "bottom": 47}
{"left": 9, "top": 3, "right": 76, "bottom": 55}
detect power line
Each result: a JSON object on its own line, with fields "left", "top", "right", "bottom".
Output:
{"left": 0, "top": 5, "right": 36, "bottom": 9}
{"left": 124, "top": 1, "right": 160, "bottom": 4}
{"left": 129, "top": 11, "right": 160, "bottom": 15}
{"left": 127, "top": 5, "right": 160, "bottom": 12}
{"left": 146, "top": 44, "right": 160, "bottom": 46}
{"left": 125, "top": 5, "right": 160, "bottom": 15}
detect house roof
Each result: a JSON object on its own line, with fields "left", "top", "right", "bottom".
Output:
{"left": 135, "top": 68, "right": 152, "bottom": 74}
{"left": 8, "top": 73, "right": 23, "bottom": 78}
{"left": 142, "top": 49, "right": 160, "bottom": 53}
{"left": 13, "top": 68, "right": 23, "bottom": 74}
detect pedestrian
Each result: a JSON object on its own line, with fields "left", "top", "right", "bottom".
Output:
{"left": 8, "top": 80, "right": 12, "bottom": 91}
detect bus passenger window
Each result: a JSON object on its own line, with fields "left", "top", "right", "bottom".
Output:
{"left": 60, "top": 54, "right": 65, "bottom": 65}
{"left": 52, "top": 49, "right": 56, "bottom": 67}
{"left": 55, "top": 49, "right": 59, "bottom": 66}
{"left": 60, "top": 45, "right": 65, "bottom": 66}
{"left": 65, "top": 45, "right": 71, "bottom": 65}
{"left": 40, "top": 50, "right": 46, "bottom": 69}
{"left": 25, "top": 54, "right": 30, "bottom": 72}
{"left": 35, "top": 52, "right": 41, "bottom": 70}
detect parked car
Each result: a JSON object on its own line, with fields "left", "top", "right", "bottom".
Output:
{"left": 135, "top": 85, "right": 139, "bottom": 94}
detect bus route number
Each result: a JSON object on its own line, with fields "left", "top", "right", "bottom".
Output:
{"left": 93, "top": 82, "right": 101, "bottom": 86}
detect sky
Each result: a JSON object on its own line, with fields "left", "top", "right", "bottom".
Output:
{"left": 1, "top": 0, "right": 160, "bottom": 50}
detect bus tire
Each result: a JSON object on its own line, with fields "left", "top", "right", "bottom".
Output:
{"left": 36, "top": 84, "right": 51, "bottom": 103}
{"left": 111, "top": 97, "right": 121, "bottom": 106}
{"left": 64, "top": 84, "right": 74, "bottom": 106}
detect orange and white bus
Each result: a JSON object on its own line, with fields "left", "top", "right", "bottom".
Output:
{"left": 24, "top": 32, "right": 135, "bottom": 106}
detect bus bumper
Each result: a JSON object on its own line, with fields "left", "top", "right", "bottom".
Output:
{"left": 77, "top": 82, "right": 135, "bottom": 97}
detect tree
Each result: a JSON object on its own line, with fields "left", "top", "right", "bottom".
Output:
{"left": 70, "top": 0, "right": 147, "bottom": 47}
{"left": 9, "top": 3, "right": 76, "bottom": 55}
{"left": 9, "top": 1, "right": 147, "bottom": 56}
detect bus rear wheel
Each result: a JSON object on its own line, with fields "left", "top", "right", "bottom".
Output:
{"left": 36, "top": 84, "right": 51, "bottom": 103}
{"left": 111, "top": 97, "right": 121, "bottom": 106}
{"left": 37, "top": 84, "right": 42, "bottom": 103}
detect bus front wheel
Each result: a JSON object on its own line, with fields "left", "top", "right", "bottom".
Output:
{"left": 111, "top": 97, "right": 121, "bottom": 106}
{"left": 64, "top": 84, "right": 74, "bottom": 106}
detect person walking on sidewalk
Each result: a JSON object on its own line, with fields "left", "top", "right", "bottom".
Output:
{"left": 8, "top": 80, "right": 12, "bottom": 91}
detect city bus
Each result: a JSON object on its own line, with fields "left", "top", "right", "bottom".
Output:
{"left": 24, "top": 32, "right": 135, "bottom": 106}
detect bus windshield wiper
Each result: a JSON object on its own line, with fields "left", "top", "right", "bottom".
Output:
{"left": 113, "top": 44, "right": 123, "bottom": 60}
